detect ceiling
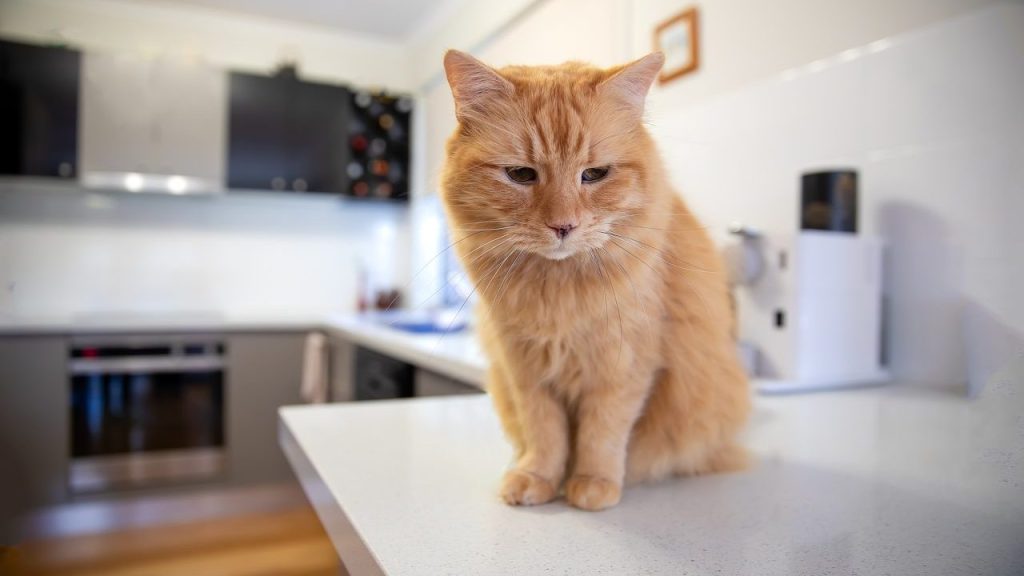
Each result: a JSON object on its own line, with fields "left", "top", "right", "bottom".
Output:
{"left": 152, "top": 0, "right": 463, "bottom": 40}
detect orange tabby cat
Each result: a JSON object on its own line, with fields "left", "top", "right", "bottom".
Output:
{"left": 440, "top": 50, "right": 750, "bottom": 511}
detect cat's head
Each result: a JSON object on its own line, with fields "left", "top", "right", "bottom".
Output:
{"left": 441, "top": 51, "right": 665, "bottom": 261}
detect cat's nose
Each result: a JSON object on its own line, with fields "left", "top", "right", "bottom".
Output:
{"left": 548, "top": 223, "right": 577, "bottom": 240}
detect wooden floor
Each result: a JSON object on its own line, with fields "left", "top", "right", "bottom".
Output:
{"left": 9, "top": 506, "right": 338, "bottom": 576}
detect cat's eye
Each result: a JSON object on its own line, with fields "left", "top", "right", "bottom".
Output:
{"left": 504, "top": 166, "right": 538, "bottom": 184}
{"left": 581, "top": 166, "right": 610, "bottom": 183}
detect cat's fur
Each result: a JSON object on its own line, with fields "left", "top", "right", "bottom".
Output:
{"left": 440, "top": 50, "right": 750, "bottom": 511}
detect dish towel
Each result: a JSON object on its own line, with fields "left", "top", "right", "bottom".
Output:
{"left": 301, "top": 331, "right": 329, "bottom": 404}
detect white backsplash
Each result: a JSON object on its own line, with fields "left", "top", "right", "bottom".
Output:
{"left": 648, "top": 3, "right": 1023, "bottom": 387}
{"left": 0, "top": 184, "right": 409, "bottom": 319}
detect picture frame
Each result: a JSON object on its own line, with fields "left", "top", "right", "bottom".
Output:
{"left": 654, "top": 7, "right": 700, "bottom": 84}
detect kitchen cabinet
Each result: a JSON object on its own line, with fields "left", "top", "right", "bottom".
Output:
{"left": 354, "top": 346, "right": 415, "bottom": 400}
{"left": 324, "top": 330, "right": 482, "bottom": 400}
{"left": 225, "top": 332, "right": 306, "bottom": 484}
{"left": 0, "top": 39, "right": 80, "bottom": 178}
{"left": 290, "top": 80, "right": 351, "bottom": 194}
{"left": 415, "top": 369, "right": 483, "bottom": 397}
{"left": 328, "top": 333, "right": 356, "bottom": 402}
{"left": 0, "top": 337, "right": 68, "bottom": 529}
{"left": 227, "top": 71, "right": 352, "bottom": 194}
{"left": 79, "top": 52, "right": 226, "bottom": 188}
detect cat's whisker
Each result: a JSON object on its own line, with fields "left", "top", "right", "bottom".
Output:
{"left": 435, "top": 238, "right": 521, "bottom": 349}
{"left": 590, "top": 247, "right": 624, "bottom": 368}
{"left": 434, "top": 253, "right": 509, "bottom": 348}
{"left": 606, "top": 236, "right": 715, "bottom": 321}
{"left": 435, "top": 284, "right": 478, "bottom": 350}
{"left": 381, "top": 227, "right": 510, "bottom": 313}
{"left": 479, "top": 243, "right": 522, "bottom": 303}
{"left": 408, "top": 236, "right": 516, "bottom": 313}
{"left": 617, "top": 212, "right": 714, "bottom": 227}
{"left": 449, "top": 225, "right": 516, "bottom": 233}
{"left": 599, "top": 245, "right": 654, "bottom": 347}
{"left": 589, "top": 131, "right": 622, "bottom": 151}
{"left": 602, "top": 235, "right": 708, "bottom": 319}
{"left": 585, "top": 248, "right": 610, "bottom": 341}
{"left": 459, "top": 231, "right": 516, "bottom": 264}
{"left": 490, "top": 250, "right": 527, "bottom": 317}
{"left": 613, "top": 223, "right": 711, "bottom": 232}
{"left": 601, "top": 231, "right": 714, "bottom": 274}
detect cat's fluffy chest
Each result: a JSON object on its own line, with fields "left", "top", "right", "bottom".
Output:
{"left": 479, "top": 261, "right": 663, "bottom": 397}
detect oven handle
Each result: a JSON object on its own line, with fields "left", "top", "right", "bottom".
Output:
{"left": 69, "top": 356, "right": 225, "bottom": 375}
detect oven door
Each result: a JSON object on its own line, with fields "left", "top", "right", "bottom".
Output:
{"left": 69, "top": 353, "right": 225, "bottom": 493}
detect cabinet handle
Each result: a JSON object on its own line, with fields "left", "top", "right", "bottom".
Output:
{"left": 292, "top": 178, "right": 308, "bottom": 192}
{"left": 271, "top": 177, "right": 286, "bottom": 190}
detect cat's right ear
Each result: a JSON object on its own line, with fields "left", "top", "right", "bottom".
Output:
{"left": 443, "top": 50, "right": 513, "bottom": 122}
{"left": 598, "top": 52, "right": 665, "bottom": 117}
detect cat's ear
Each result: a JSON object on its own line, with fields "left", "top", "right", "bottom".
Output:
{"left": 598, "top": 52, "right": 665, "bottom": 115}
{"left": 444, "top": 50, "right": 514, "bottom": 122}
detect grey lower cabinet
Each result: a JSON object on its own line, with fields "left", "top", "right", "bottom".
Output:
{"left": 328, "top": 333, "right": 356, "bottom": 402}
{"left": 0, "top": 329, "right": 476, "bottom": 541}
{"left": 414, "top": 369, "right": 482, "bottom": 397}
{"left": 0, "top": 336, "right": 68, "bottom": 539}
{"left": 0, "top": 333, "right": 308, "bottom": 515}
{"left": 225, "top": 332, "right": 306, "bottom": 484}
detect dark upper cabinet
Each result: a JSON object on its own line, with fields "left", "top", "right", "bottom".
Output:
{"left": 290, "top": 80, "right": 350, "bottom": 194}
{"left": 0, "top": 39, "right": 80, "bottom": 178}
{"left": 227, "top": 70, "right": 351, "bottom": 194}
{"left": 226, "top": 72, "right": 292, "bottom": 191}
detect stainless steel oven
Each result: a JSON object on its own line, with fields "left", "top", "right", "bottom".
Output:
{"left": 68, "top": 335, "right": 226, "bottom": 493}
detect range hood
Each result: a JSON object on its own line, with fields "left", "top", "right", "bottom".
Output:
{"left": 80, "top": 171, "right": 223, "bottom": 196}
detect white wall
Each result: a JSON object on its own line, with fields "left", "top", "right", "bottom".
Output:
{"left": 0, "top": 184, "right": 408, "bottom": 318}
{"left": 408, "top": 0, "right": 541, "bottom": 90}
{"left": 0, "top": 0, "right": 411, "bottom": 91}
{"left": 634, "top": 0, "right": 999, "bottom": 109}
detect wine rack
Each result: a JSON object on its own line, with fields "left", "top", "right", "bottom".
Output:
{"left": 346, "top": 90, "right": 412, "bottom": 201}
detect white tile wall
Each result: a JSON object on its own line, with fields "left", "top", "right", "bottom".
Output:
{"left": 0, "top": 184, "right": 409, "bottom": 319}
{"left": 647, "top": 3, "right": 1024, "bottom": 387}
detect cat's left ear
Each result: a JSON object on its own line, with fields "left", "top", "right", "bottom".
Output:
{"left": 598, "top": 52, "right": 665, "bottom": 115}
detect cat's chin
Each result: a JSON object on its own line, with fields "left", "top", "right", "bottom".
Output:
{"left": 544, "top": 247, "right": 576, "bottom": 261}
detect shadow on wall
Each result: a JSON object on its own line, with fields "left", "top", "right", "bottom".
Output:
{"left": 877, "top": 200, "right": 1023, "bottom": 395}
{"left": 877, "top": 200, "right": 964, "bottom": 387}
{"left": 963, "top": 300, "right": 1024, "bottom": 397}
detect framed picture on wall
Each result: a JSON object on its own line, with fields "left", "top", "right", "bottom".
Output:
{"left": 654, "top": 7, "right": 700, "bottom": 84}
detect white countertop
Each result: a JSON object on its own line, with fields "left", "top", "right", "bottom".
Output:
{"left": 322, "top": 314, "right": 487, "bottom": 386}
{"left": 0, "top": 311, "right": 325, "bottom": 335}
{"left": 280, "top": 370, "right": 1024, "bottom": 575}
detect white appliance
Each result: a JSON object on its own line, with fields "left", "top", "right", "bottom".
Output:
{"left": 727, "top": 170, "right": 890, "bottom": 393}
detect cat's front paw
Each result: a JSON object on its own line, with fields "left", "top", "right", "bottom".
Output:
{"left": 566, "top": 475, "right": 621, "bottom": 511}
{"left": 499, "top": 469, "right": 557, "bottom": 506}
